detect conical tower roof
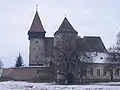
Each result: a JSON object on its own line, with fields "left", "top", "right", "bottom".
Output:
{"left": 54, "top": 17, "right": 78, "bottom": 35}
{"left": 29, "top": 11, "right": 46, "bottom": 33}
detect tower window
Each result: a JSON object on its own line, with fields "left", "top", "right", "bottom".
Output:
{"left": 36, "top": 41, "right": 38, "bottom": 43}
{"left": 36, "top": 56, "right": 38, "bottom": 59}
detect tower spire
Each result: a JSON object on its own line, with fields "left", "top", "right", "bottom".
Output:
{"left": 36, "top": 4, "right": 38, "bottom": 12}
{"left": 28, "top": 8, "right": 46, "bottom": 33}
{"left": 54, "top": 17, "right": 78, "bottom": 35}
{"left": 65, "top": 13, "right": 67, "bottom": 17}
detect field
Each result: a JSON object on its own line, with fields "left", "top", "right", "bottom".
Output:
{"left": 0, "top": 81, "right": 120, "bottom": 90}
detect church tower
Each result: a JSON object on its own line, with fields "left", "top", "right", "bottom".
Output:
{"left": 28, "top": 10, "right": 46, "bottom": 66}
{"left": 54, "top": 17, "right": 78, "bottom": 46}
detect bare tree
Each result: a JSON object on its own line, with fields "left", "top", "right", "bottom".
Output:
{"left": 105, "top": 31, "right": 120, "bottom": 63}
{"left": 54, "top": 36, "right": 76, "bottom": 83}
{"left": 54, "top": 36, "right": 93, "bottom": 84}
{"left": 116, "top": 31, "right": 120, "bottom": 52}
{"left": 106, "top": 45, "right": 120, "bottom": 63}
{"left": 75, "top": 52, "right": 94, "bottom": 83}
{"left": 105, "top": 31, "right": 120, "bottom": 80}
{"left": 0, "top": 58, "right": 4, "bottom": 81}
{"left": 0, "top": 58, "right": 3, "bottom": 68}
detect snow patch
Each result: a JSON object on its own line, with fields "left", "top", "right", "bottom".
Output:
{"left": 0, "top": 81, "right": 120, "bottom": 90}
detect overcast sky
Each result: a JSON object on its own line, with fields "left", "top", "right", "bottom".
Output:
{"left": 0, "top": 0, "right": 120, "bottom": 67}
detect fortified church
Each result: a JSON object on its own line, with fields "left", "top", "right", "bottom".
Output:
{"left": 2, "top": 9, "right": 120, "bottom": 83}
{"left": 28, "top": 10, "right": 107, "bottom": 66}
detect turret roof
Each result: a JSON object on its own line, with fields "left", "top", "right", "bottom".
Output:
{"left": 55, "top": 17, "right": 78, "bottom": 34}
{"left": 29, "top": 11, "right": 46, "bottom": 33}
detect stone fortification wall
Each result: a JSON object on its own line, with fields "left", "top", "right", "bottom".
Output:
{"left": 1, "top": 66, "right": 53, "bottom": 82}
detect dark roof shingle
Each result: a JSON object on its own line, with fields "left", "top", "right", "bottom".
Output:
{"left": 78, "top": 36, "right": 107, "bottom": 52}
{"left": 29, "top": 11, "right": 46, "bottom": 33}
{"left": 54, "top": 17, "right": 78, "bottom": 35}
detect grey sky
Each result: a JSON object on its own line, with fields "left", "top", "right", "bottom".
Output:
{"left": 0, "top": 0, "right": 120, "bottom": 67}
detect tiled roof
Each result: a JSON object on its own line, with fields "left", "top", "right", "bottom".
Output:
{"left": 29, "top": 11, "right": 46, "bottom": 33}
{"left": 78, "top": 36, "right": 107, "bottom": 52}
{"left": 54, "top": 17, "right": 78, "bottom": 35}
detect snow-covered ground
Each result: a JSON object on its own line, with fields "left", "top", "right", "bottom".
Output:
{"left": 0, "top": 81, "right": 120, "bottom": 90}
